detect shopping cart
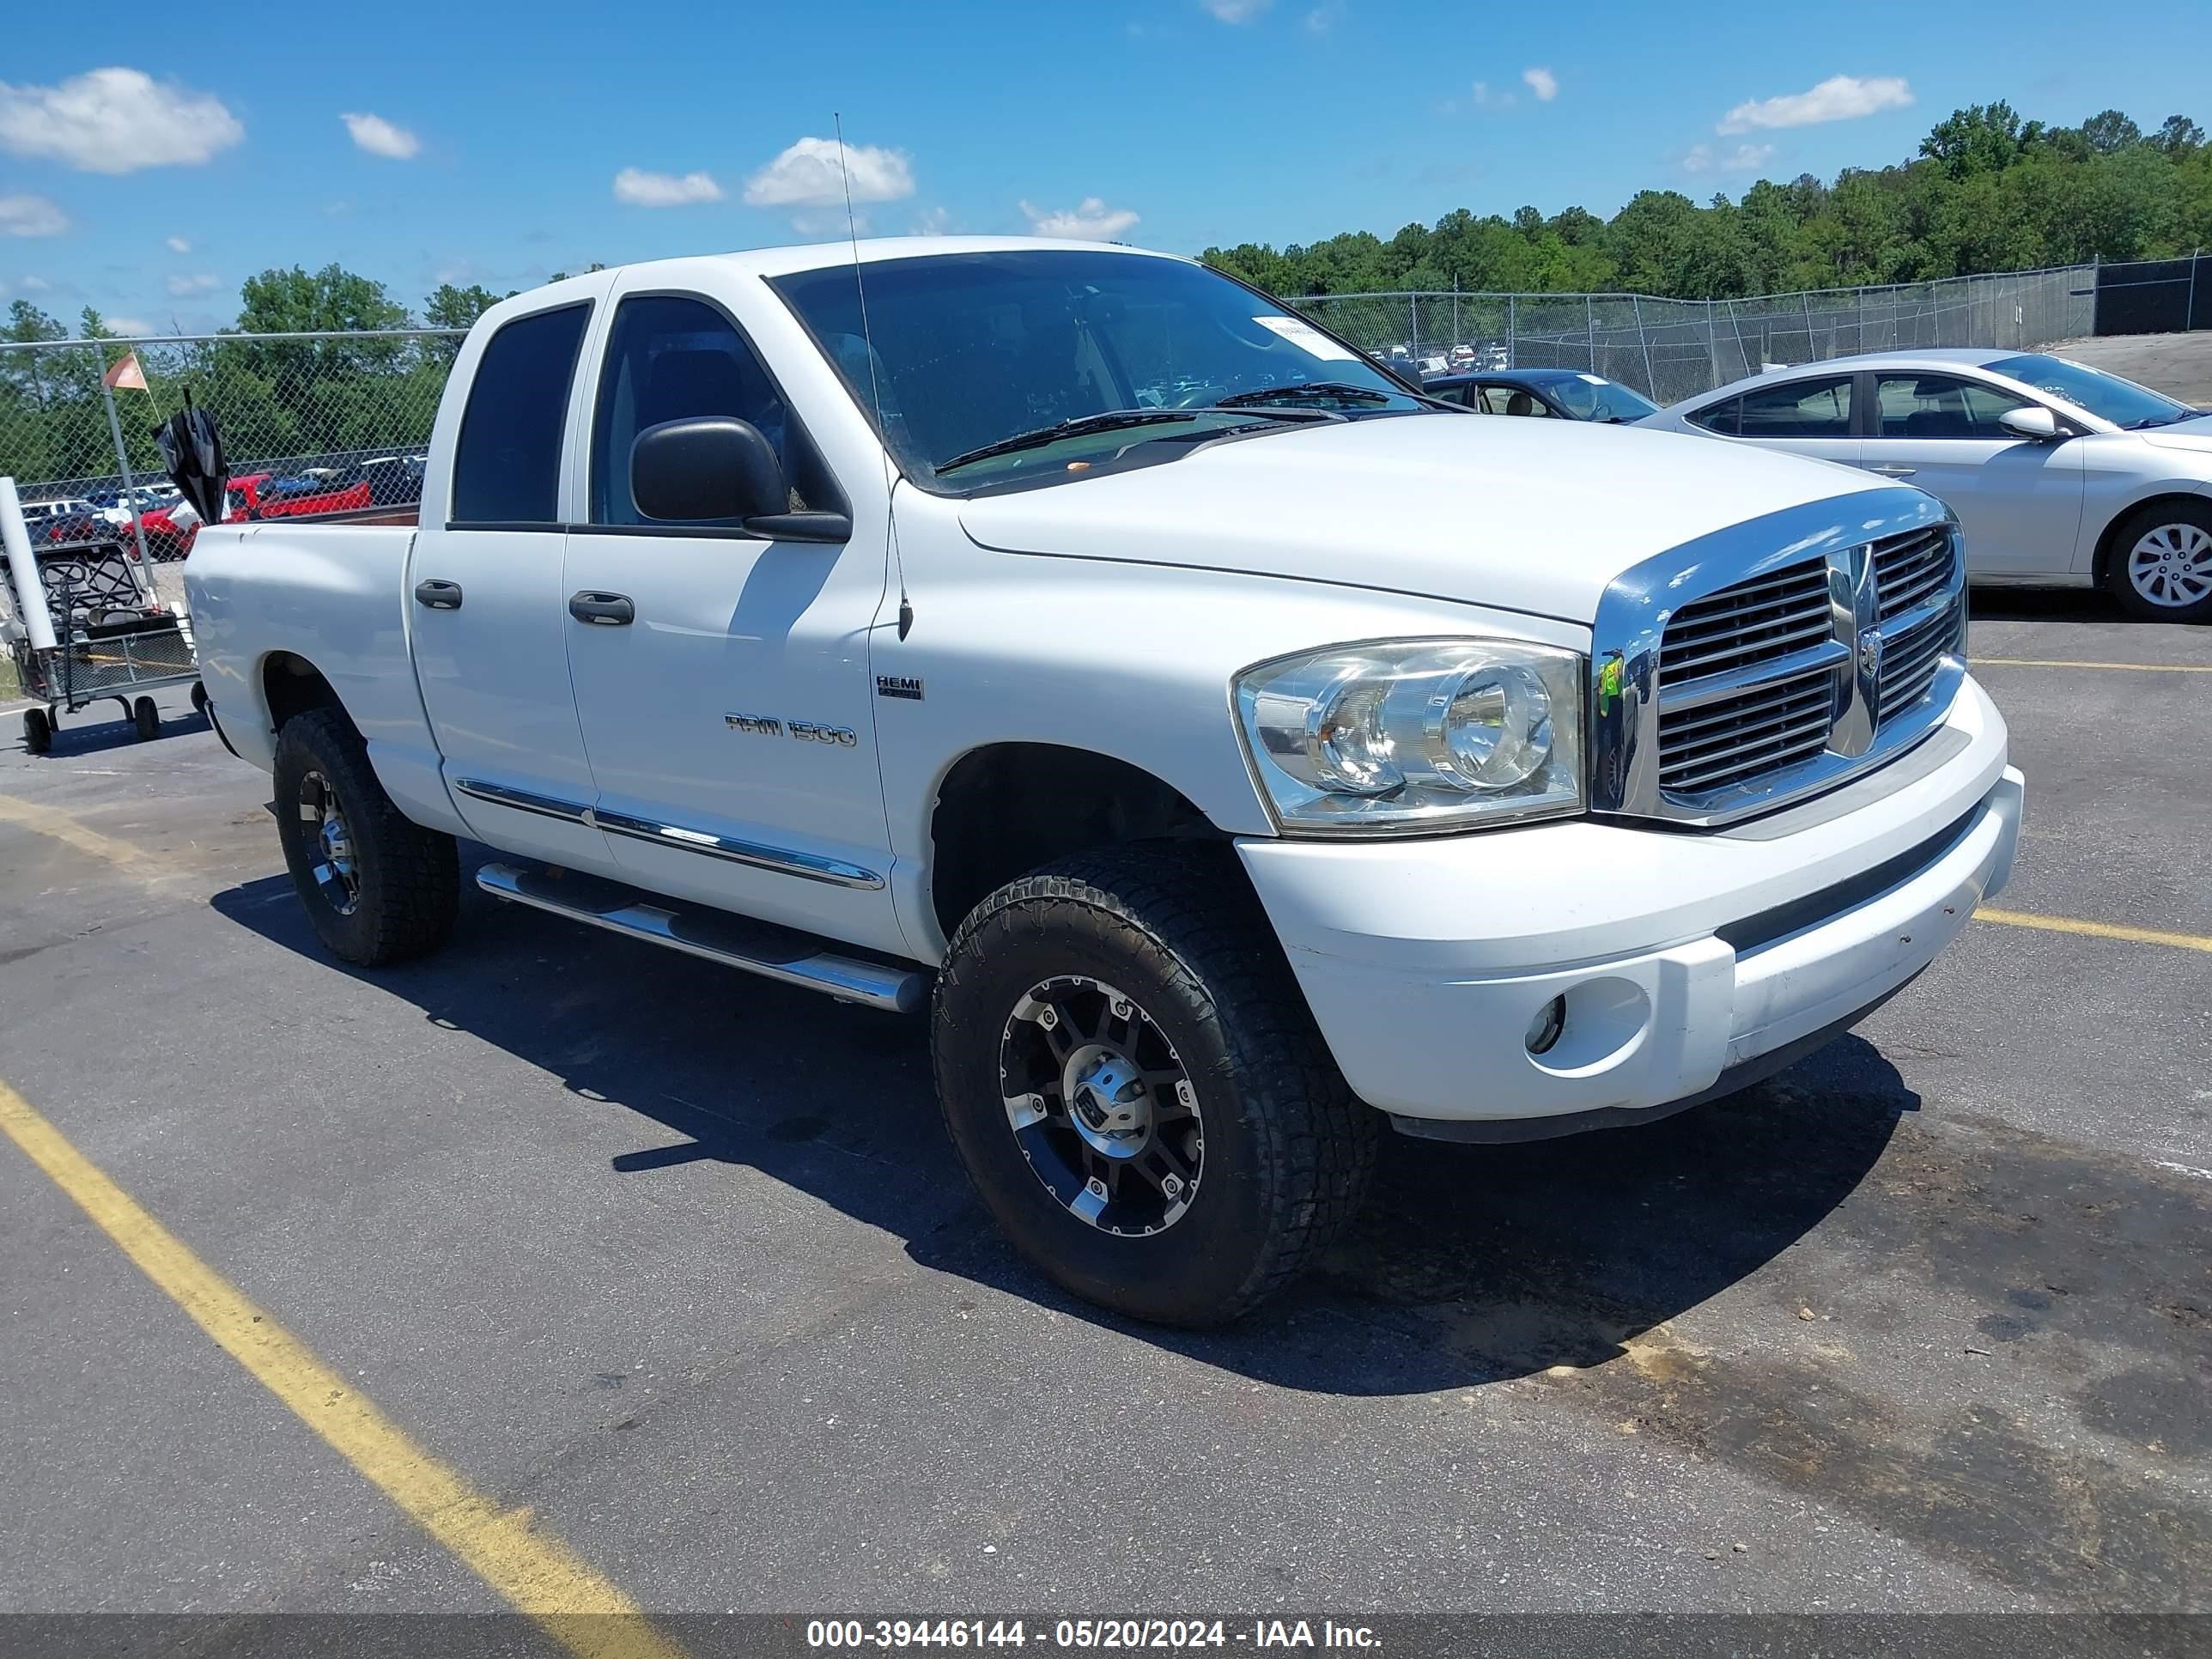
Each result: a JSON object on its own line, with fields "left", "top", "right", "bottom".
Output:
{"left": 3, "top": 533, "right": 204, "bottom": 754}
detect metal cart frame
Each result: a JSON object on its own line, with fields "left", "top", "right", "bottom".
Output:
{"left": 3, "top": 536, "right": 203, "bottom": 753}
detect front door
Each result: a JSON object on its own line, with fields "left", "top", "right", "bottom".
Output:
{"left": 410, "top": 295, "right": 617, "bottom": 871}
{"left": 560, "top": 289, "right": 899, "bottom": 952}
{"left": 1861, "top": 372, "right": 2086, "bottom": 578}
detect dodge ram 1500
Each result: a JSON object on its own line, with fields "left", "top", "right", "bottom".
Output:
{"left": 186, "top": 238, "right": 2024, "bottom": 1324}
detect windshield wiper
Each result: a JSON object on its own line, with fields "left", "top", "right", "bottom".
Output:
{"left": 1213, "top": 380, "right": 1394, "bottom": 409}
{"left": 935, "top": 406, "right": 1325, "bottom": 475}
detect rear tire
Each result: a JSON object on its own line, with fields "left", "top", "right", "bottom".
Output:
{"left": 932, "top": 844, "right": 1376, "bottom": 1327}
{"left": 272, "top": 708, "right": 459, "bottom": 966}
{"left": 131, "top": 696, "right": 159, "bottom": 741}
{"left": 22, "top": 708, "right": 52, "bottom": 755}
{"left": 2106, "top": 501, "right": 2212, "bottom": 622}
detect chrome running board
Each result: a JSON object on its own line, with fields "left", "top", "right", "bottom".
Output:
{"left": 475, "top": 862, "right": 927, "bottom": 1014}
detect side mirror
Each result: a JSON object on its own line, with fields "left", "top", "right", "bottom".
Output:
{"left": 1997, "top": 405, "right": 2062, "bottom": 442}
{"left": 631, "top": 416, "right": 785, "bottom": 523}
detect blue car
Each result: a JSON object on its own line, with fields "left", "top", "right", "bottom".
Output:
{"left": 1422, "top": 366, "right": 1659, "bottom": 424}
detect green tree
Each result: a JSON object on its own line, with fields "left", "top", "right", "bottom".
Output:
{"left": 2081, "top": 109, "right": 2145, "bottom": 155}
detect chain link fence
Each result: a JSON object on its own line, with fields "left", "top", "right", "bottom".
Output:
{"left": 0, "top": 329, "right": 463, "bottom": 561}
{"left": 1294, "top": 265, "right": 2097, "bottom": 404}
{"left": 0, "top": 264, "right": 2102, "bottom": 552}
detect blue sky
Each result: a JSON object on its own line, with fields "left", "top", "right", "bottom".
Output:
{"left": 4, "top": 0, "right": 2209, "bottom": 335}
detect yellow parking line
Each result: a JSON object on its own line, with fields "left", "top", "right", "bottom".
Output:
{"left": 0, "top": 792, "right": 162, "bottom": 876}
{"left": 0, "top": 1079, "right": 684, "bottom": 1659}
{"left": 1974, "top": 908, "right": 2212, "bottom": 955}
{"left": 1968, "top": 657, "right": 2212, "bottom": 673}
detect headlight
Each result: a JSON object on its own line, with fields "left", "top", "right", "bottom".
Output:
{"left": 1234, "top": 639, "right": 1585, "bottom": 834}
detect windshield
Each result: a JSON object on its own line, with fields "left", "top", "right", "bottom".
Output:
{"left": 770, "top": 250, "right": 1429, "bottom": 489}
{"left": 1984, "top": 354, "right": 2191, "bottom": 429}
{"left": 1545, "top": 374, "right": 1658, "bottom": 422}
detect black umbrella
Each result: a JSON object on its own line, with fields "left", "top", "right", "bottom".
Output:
{"left": 154, "top": 388, "right": 228, "bottom": 526}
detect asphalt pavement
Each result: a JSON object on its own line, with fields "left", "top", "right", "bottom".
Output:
{"left": 0, "top": 597, "right": 2207, "bottom": 1632}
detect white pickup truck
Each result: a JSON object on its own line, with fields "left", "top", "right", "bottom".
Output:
{"left": 188, "top": 237, "right": 2024, "bottom": 1325}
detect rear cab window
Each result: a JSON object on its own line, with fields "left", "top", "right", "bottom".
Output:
{"left": 451, "top": 303, "right": 592, "bottom": 524}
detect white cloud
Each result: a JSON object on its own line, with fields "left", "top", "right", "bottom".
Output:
{"left": 1303, "top": 1, "right": 1344, "bottom": 30}
{"left": 340, "top": 112, "right": 420, "bottom": 160}
{"left": 0, "top": 69, "right": 242, "bottom": 173}
{"left": 1200, "top": 0, "right": 1273, "bottom": 18}
{"left": 911, "top": 205, "right": 953, "bottom": 236}
{"left": 165, "top": 234, "right": 191, "bottom": 253}
{"left": 1719, "top": 74, "right": 1912, "bottom": 134}
{"left": 106, "top": 316, "right": 154, "bottom": 337}
{"left": 21, "top": 275, "right": 52, "bottom": 291}
{"left": 1020, "top": 197, "right": 1141, "bottom": 240}
{"left": 1522, "top": 66, "right": 1558, "bottom": 101}
{"left": 0, "top": 194, "right": 70, "bottom": 237}
{"left": 744, "top": 137, "right": 915, "bottom": 210}
{"left": 164, "top": 271, "right": 219, "bottom": 295}
{"left": 612, "top": 167, "right": 726, "bottom": 207}
{"left": 1682, "top": 142, "right": 1777, "bottom": 174}
{"left": 1471, "top": 81, "right": 1516, "bottom": 109}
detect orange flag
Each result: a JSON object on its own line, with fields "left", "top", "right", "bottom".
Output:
{"left": 102, "top": 349, "right": 148, "bottom": 392}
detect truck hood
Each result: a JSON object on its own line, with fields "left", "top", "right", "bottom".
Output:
{"left": 957, "top": 414, "right": 1887, "bottom": 624}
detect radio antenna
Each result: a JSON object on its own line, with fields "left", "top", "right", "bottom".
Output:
{"left": 836, "top": 111, "right": 911, "bottom": 641}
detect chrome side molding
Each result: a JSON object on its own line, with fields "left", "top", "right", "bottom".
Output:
{"left": 449, "top": 780, "right": 884, "bottom": 890}
{"left": 453, "top": 777, "right": 592, "bottom": 824}
{"left": 475, "top": 863, "right": 926, "bottom": 1013}
{"left": 590, "top": 808, "right": 884, "bottom": 890}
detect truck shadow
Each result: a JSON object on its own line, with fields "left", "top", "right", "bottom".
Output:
{"left": 210, "top": 856, "right": 1911, "bottom": 1397}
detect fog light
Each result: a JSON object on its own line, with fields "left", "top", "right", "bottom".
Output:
{"left": 1525, "top": 994, "right": 1565, "bottom": 1056}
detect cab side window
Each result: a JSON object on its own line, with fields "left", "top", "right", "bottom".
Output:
{"left": 1873, "top": 374, "right": 2029, "bottom": 439}
{"left": 589, "top": 295, "right": 841, "bottom": 526}
{"left": 451, "top": 302, "right": 590, "bottom": 524}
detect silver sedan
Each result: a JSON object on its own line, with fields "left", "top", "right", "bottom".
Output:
{"left": 1641, "top": 349, "right": 2212, "bottom": 621}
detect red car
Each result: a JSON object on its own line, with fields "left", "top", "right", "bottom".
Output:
{"left": 226, "top": 472, "right": 375, "bottom": 521}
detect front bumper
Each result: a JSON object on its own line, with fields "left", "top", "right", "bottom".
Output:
{"left": 1238, "top": 676, "right": 2021, "bottom": 1130}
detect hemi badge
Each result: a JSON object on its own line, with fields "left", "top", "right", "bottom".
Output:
{"left": 876, "top": 675, "right": 925, "bottom": 702}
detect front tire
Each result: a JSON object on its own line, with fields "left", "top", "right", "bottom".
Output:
{"left": 131, "top": 696, "right": 159, "bottom": 741}
{"left": 932, "top": 846, "right": 1376, "bottom": 1327}
{"left": 272, "top": 708, "right": 459, "bottom": 966}
{"left": 2107, "top": 501, "right": 2212, "bottom": 622}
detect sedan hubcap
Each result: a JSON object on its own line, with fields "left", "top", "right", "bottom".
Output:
{"left": 2128, "top": 523, "right": 2212, "bottom": 609}
{"left": 298, "top": 769, "right": 361, "bottom": 916}
{"left": 999, "top": 975, "right": 1203, "bottom": 1235}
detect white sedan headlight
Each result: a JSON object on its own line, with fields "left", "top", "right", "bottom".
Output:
{"left": 1234, "top": 640, "right": 1585, "bottom": 834}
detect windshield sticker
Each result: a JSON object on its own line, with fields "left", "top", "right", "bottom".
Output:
{"left": 1253, "top": 315, "right": 1358, "bottom": 362}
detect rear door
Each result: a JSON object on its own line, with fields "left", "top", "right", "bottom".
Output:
{"left": 558, "top": 284, "right": 898, "bottom": 950}
{"left": 1711, "top": 370, "right": 1863, "bottom": 469}
{"left": 408, "top": 295, "right": 617, "bottom": 870}
{"left": 1861, "top": 371, "right": 2086, "bottom": 578}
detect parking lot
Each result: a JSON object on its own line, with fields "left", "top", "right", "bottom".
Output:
{"left": 3, "top": 589, "right": 2206, "bottom": 1633}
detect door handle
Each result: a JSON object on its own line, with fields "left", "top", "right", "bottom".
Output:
{"left": 413, "top": 579, "right": 463, "bottom": 611}
{"left": 1866, "top": 463, "right": 1917, "bottom": 477}
{"left": 568, "top": 591, "right": 635, "bottom": 626}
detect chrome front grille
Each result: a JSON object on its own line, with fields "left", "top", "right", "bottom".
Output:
{"left": 1657, "top": 653, "right": 1836, "bottom": 794}
{"left": 1874, "top": 525, "right": 1953, "bottom": 620}
{"left": 1656, "top": 560, "right": 1835, "bottom": 688}
{"left": 1872, "top": 525, "right": 1960, "bottom": 720}
{"left": 1589, "top": 491, "right": 1967, "bottom": 827}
